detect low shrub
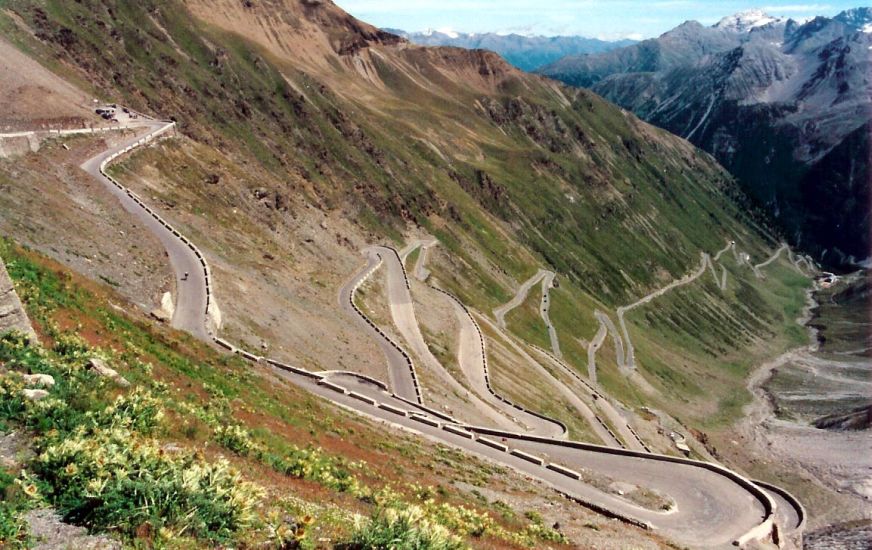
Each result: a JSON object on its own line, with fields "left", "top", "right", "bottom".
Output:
{"left": 260, "top": 446, "right": 363, "bottom": 496}
{"left": 214, "top": 424, "right": 260, "bottom": 456}
{"left": 344, "top": 506, "right": 465, "bottom": 550}
{"left": 0, "top": 333, "right": 265, "bottom": 545}
{"left": 0, "top": 501, "right": 29, "bottom": 549}
{"left": 34, "top": 426, "right": 263, "bottom": 543}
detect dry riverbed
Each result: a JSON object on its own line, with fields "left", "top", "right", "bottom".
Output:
{"left": 737, "top": 271, "right": 871, "bottom": 543}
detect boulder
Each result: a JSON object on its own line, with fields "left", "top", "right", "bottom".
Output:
{"left": 23, "top": 373, "right": 55, "bottom": 388}
{"left": 87, "top": 358, "right": 131, "bottom": 388}
{"left": 21, "top": 389, "right": 49, "bottom": 401}
{"left": 150, "top": 308, "right": 171, "bottom": 323}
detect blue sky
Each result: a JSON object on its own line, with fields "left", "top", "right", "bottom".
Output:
{"left": 336, "top": 1, "right": 862, "bottom": 40}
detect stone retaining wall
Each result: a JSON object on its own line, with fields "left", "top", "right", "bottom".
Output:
{"left": 0, "top": 259, "right": 37, "bottom": 342}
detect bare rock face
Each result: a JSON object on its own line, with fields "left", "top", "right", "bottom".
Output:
{"left": 87, "top": 358, "right": 131, "bottom": 388}
{"left": 539, "top": 8, "right": 872, "bottom": 263}
{"left": 813, "top": 405, "right": 872, "bottom": 432}
{"left": 0, "top": 258, "right": 38, "bottom": 342}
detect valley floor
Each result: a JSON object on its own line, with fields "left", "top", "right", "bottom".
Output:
{"left": 734, "top": 272, "right": 872, "bottom": 544}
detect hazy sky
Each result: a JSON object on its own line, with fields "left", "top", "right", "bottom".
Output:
{"left": 336, "top": 1, "right": 861, "bottom": 40}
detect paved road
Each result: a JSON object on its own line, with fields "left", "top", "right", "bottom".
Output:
{"left": 714, "top": 241, "right": 734, "bottom": 262}
{"left": 65, "top": 120, "right": 801, "bottom": 549}
{"left": 493, "top": 269, "right": 551, "bottom": 329}
{"left": 266, "top": 364, "right": 775, "bottom": 548}
{"left": 753, "top": 244, "right": 788, "bottom": 278}
{"left": 590, "top": 310, "right": 626, "bottom": 374}
{"left": 337, "top": 250, "right": 420, "bottom": 403}
{"left": 403, "top": 239, "right": 638, "bottom": 446}
{"left": 371, "top": 245, "right": 519, "bottom": 429}
{"left": 538, "top": 272, "right": 562, "bottom": 358}
{"left": 529, "top": 346, "right": 649, "bottom": 452}
{"left": 586, "top": 318, "right": 607, "bottom": 383}
{"left": 399, "top": 238, "right": 437, "bottom": 282}
{"left": 618, "top": 253, "right": 710, "bottom": 370}
{"left": 478, "top": 315, "right": 624, "bottom": 447}
{"left": 504, "top": 434, "right": 767, "bottom": 548}
{"left": 401, "top": 240, "right": 566, "bottom": 436}
{"left": 79, "top": 121, "right": 209, "bottom": 340}
{"left": 449, "top": 290, "right": 566, "bottom": 437}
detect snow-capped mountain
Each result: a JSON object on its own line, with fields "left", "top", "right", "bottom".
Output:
{"left": 715, "top": 9, "right": 784, "bottom": 32}
{"left": 383, "top": 29, "right": 635, "bottom": 71}
{"left": 539, "top": 8, "right": 872, "bottom": 263}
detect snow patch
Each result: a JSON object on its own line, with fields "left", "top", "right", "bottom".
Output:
{"left": 862, "top": 22, "right": 872, "bottom": 33}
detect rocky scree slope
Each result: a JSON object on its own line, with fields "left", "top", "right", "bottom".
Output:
{"left": 540, "top": 8, "right": 872, "bottom": 265}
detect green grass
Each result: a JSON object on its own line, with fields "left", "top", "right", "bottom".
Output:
{"left": 618, "top": 253, "right": 811, "bottom": 426}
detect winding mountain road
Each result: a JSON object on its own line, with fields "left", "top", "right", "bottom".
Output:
{"left": 493, "top": 269, "right": 552, "bottom": 329}
{"left": 538, "top": 271, "right": 562, "bottom": 358}
{"left": 589, "top": 309, "right": 627, "bottom": 377}
{"left": 337, "top": 250, "right": 420, "bottom": 403}
{"left": 371, "top": 245, "right": 520, "bottom": 430}
{"left": 753, "top": 244, "right": 789, "bottom": 278}
{"left": 79, "top": 120, "right": 210, "bottom": 341}
{"left": 618, "top": 252, "right": 711, "bottom": 370}
{"left": 52, "top": 116, "right": 808, "bottom": 549}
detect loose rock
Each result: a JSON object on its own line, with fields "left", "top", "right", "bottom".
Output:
{"left": 87, "top": 358, "right": 131, "bottom": 388}
{"left": 21, "top": 389, "right": 49, "bottom": 401}
{"left": 23, "top": 373, "right": 55, "bottom": 388}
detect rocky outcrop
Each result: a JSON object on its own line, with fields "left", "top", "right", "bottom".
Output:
{"left": 25, "top": 509, "right": 121, "bottom": 550}
{"left": 0, "top": 258, "right": 37, "bottom": 342}
{"left": 23, "top": 373, "right": 55, "bottom": 388}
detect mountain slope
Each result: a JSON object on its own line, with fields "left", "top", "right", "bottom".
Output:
{"left": 0, "top": 0, "right": 805, "bottom": 431}
{"left": 384, "top": 29, "right": 635, "bottom": 71}
{"left": 540, "top": 8, "right": 872, "bottom": 263}
{"left": 0, "top": 1, "right": 823, "bottom": 545}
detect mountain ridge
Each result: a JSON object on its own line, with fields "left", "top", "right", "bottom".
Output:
{"left": 384, "top": 28, "right": 636, "bottom": 71}
{"left": 539, "top": 7, "right": 872, "bottom": 263}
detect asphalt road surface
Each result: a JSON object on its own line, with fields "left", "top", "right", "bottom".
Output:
{"left": 79, "top": 122, "right": 209, "bottom": 341}
{"left": 337, "top": 250, "right": 420, "bottom": 403}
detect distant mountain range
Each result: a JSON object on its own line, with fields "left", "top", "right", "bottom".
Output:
{"left": 383, "top": 29, "right": 636, "bottom": 71}
{"left": 539, "top": 8, "right": 872, "bottom": 264}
